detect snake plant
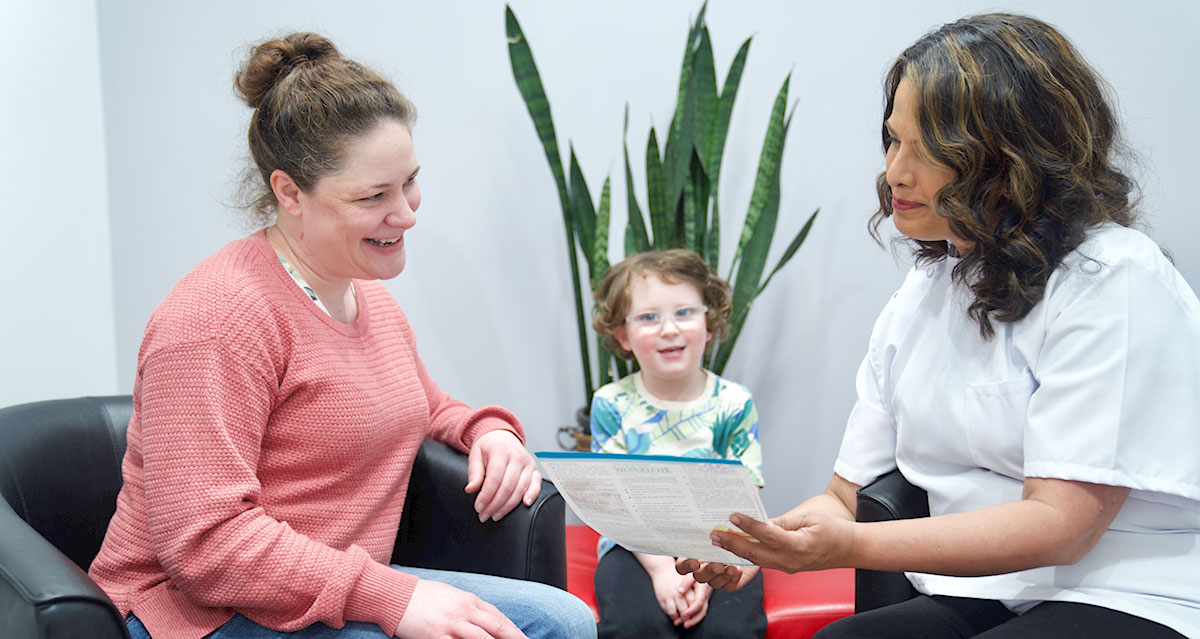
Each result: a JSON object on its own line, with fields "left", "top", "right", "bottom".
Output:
{"left": 507, "top": 2, "right": 819, "bottom": 412}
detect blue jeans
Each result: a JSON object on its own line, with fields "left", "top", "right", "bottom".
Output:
{"left": 126, "top": 566, "right": 596, "bottom": 639}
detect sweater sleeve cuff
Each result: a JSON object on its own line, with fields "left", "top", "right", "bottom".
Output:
{"left": 344, "top": 560, "right": 418, "bottom": 637}
{"left": 460, "top": 406, "right": 525, "bottom": 450}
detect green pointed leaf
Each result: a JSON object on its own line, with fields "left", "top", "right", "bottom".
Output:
{"left": 730, "top": 161, "right": 780, "bottom": 321}
{"left": 663, "top": 9, "right": 707, "bottom": 226}
{"left": 709, "top": 37, "right": 751, "bottom": 187}
{"left": 713, "top": 105, "right": 798, "bottom": 374}
{"left": 625, "top": 196, "right": 649, "bottom": 256}
{"left": 507, "top": 5, "right": 592, "bottom": 400}
{"left": 682, "top": 158, "right": 699, "bottom": 251}
{"left": 646, "top": 127, "right": 669, "bottom": 249}
{"left": 682, "top": 150, "right": 711, "bottom": 254}
{"left": 691, "top": 1, "right": 709, "bottom": 41}
{"left": 689, "top": 29, "right": 718, "bottom": 176}
{"left": 593, "top": 176, "right": 611, "bottom": 288}
{"left": 506, "top": 6, "right": 569, "bottom": 216}
{"left": 706, "top": 197, "right": 720, "bottom": 271}
{"left": 568, "top": 146, "right": 598, "bottom": 280}
{"left": 730, "top": 74, "right": 790, "bottom": 276}
{"left": 758, "top": 208, "right": 818, "bottom": 294}
{"left": 623, "top": 104, "right": 650, "bottom": 256}
{"left": 717, "top": 112, "right": 789, "bottom": 375}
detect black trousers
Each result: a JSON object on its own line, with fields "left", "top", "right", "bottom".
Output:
{"left": 595, "top": 545, "right": 767, "bottom": 639}
{"left": 813, "top": 594, "right": 1187, "bottom": 639}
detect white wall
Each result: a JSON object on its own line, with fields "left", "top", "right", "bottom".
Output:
{"left": 0, "top": 0, "right": 118, "bottom": 407}
{"left": 8, "top": 1, "right": 1195, "bottom": 518}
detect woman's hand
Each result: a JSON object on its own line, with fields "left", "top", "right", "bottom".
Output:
{"left": 675, "top": 558, "right": 761, "bottom": 593}
{"left": 711, "top": 510, "right": 857, "bottom": 573}
{"left": 688, "top": 477, "right": 1131, "bottom": 579}
{"left": 678, "top": 509, "right": 856, "bottom": 581}
{"left": 394, "top": 580, "right": 526, "bottom": 639}
{"left": 465, "top": 430, "right": 541, "bottom": 522}
{"left": 679, "top": 474, "right": 861, "bottom": 585}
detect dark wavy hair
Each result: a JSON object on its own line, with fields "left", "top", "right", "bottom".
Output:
{"left": 871, "top": 13, "right": 1138, "bottom": 339}
{"left": 593, "top": 249, "right": 732, "bottom": 360}
{"left": 234, "top": 33, "right": 416, "bottom": 226}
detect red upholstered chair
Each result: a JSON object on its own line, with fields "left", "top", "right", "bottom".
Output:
{"left": 760, "top": 567, "right": 855, "bottom": 638}
{"left": 565, "top": 525, "right": 854, "bottom": 638}
{"left": 566, "top": 525, "right": 602, "bottom": 622}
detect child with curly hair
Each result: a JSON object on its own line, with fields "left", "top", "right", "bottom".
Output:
{"left": 589, "top": 249, "right": 766, "bottom": 639}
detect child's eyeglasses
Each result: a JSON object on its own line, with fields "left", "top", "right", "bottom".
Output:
{"left": 624, "top": 305, "right": 708, "bottom": 332}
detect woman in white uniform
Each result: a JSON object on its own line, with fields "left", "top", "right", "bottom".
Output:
{"left": 677, "top": 13, "right": 1200, "bottom": 639}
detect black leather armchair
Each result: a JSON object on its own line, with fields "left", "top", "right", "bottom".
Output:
{"left": 393, "top": 435, "right": 566, "bottom": 586}
{"left": 0, "top": 396, "right": 567, "bottom": 639}
{"left": 853, "top": 468, "right": 930, "bottom": 613}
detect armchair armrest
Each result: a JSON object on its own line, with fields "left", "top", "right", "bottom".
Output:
{"left": 853, "top": 468, "right": 929, "bottom": 613}
{"left": 392, "top": 440, "right": 567, "bottom": 589}
{"left": 0, "top": 502, "right": 128, "bottom": 639}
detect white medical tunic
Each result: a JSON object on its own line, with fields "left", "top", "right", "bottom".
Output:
{"left": 835, "top": 223, "right": 1200, "bottom": 637}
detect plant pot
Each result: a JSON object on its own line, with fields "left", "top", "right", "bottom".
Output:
{"left": 556, "top": 406, "right": 592, "bottom": 451}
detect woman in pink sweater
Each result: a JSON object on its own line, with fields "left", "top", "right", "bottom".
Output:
{"left": 87, "top": 32, "right": 596, "bottom": 639}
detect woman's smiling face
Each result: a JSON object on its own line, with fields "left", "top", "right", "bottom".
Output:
{"left": 281, "top": 118, "right": 422, "bottom": 286}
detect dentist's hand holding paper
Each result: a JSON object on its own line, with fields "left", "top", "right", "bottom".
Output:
{"left": 678, "top": 479, "right": 858, "bottom": 592}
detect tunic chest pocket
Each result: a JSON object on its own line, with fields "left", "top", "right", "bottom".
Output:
{"left": 963, "top": 372, "right": 1036, "bottom": 479}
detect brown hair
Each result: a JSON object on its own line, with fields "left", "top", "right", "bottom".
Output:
{"left": 234, "top": 32, "right": 416, "bottom": 225}
{"left": 593, "top": 249, "right": 732, "bottom": 360}
{"left": 871, "top": 13, "right": 1137, "bottom": 339}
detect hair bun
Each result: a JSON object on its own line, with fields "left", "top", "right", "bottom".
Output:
{"left": 235, "top": 32, "right": 340, "bottom": 109}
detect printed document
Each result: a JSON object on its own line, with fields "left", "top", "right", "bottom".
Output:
{"left": 535, "top": 452, "right": 767, "bottom": 565}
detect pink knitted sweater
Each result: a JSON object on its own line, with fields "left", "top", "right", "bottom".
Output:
{"left": 88, "top": 231, "right": 523, "bottom": 639}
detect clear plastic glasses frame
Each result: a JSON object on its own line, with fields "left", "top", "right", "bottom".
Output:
{"left": 623, "top": 305, "right": 708, "bottom": 332}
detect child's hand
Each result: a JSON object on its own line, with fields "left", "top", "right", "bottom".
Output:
{"left": 635, "top": 553, "right": 711, "bottom": 627}
{"left": 647, "top": 564, "right": 706, "bottom": 626}
{"left": 675, "top": 577, "right": 713, "bottom": 628}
